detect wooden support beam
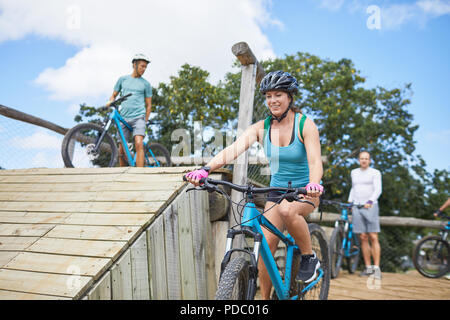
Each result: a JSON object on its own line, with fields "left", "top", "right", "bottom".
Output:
{"left": 229, "top": 42, "right": 265, "bottom": 249}
{"left": 0, "top": 104, "right": 68, "bottom": 135}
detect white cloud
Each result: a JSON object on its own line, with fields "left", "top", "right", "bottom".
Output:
{"left": 11, "top": 130, "right": 62, "bottom": 149}
{"left": 425, "top": 129, "right": 450, "bottom": 146}
{"left": 31, "top": 151, "right": 64, "bottom": 168}
{"left": 0, "top": 0, "right": 279, "bottom": 101}
{"left": 417, "top": 0, "right": 450, "bottom": 15}
{"left": 377, "top": 0, "right": 450, "bottom": 29}
{"left": 319, "top": 0, "right": 345, "bottom": 11}
{"left": 315, "top": 0, "right": 450, "bottom": 29}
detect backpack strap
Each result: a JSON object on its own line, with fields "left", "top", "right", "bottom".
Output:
{"left": 299, "top": 114, "right": 307, "bottom": 142}
{"left": 263, "top": 115, "right": 272, "bottom": 142}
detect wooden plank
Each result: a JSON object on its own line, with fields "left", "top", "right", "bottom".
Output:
{"left": 25, "top": 238, "right": 127, "bottom": 259}
{"left": 86, "top": 271, "right": 112, "bottom": 300}
{"left": 0, "top": 223, "right": 55, "bottom": 237}
{"left": 0, "top": 173, "right": 184, "bottom": 184}
{"left": 163, "top": 204, "right": 181, "bottom": 299}
{"left": 3, "top": 252, "right": 111, "bottom": 279}
{"left": 111, "top": 250, "right": 133, "bottom": 300}
{"left": 45, "top": 225, "right": 140, "bottom": 241}
{"left": 212, "top": 221, "right": 229, "bottom": 283}
{"left": 189, "top": 191, "right": 207, "bottom": 299}
{"left": 0, "top": 181, "right": 186, "bottom": 192}
{"left": 0, "top": 166, "right": 193, "bottom": 176}
{"left": 0, "top": 212, "right": 70, "bottom": 224}
{"left": 0, "top": 167, "right": 129, "bottom": 175}
{"left": 0, "top": 236, "right": 39, "bottom": 251}
{"left": 0, "top": 269, "right": 92, "bottom": 299}
{"left": 0, "top": 201, "right": 165, "bottom": 214}
{"left": 63, "top": 213, "right": 154, "bottom": 226}
{"left": 147, "top": 216, "right": 168, "bottom": 300}
{"left": 0, "top": 251, "right": 20, "bottom": 268}
{"left": 201, "top": 191, "right": 217, "bottom": 299}
{"left": 0, "top": 289, "right": 71, "bottom": 300}
{"left": 177, "top": 193, "right": 197, "bottom": 299}
{"left": 130, "top": 233, "right": 150, "bottom": 300}
{"left": 0, "top": 190, "right": 177, "bottom": 202}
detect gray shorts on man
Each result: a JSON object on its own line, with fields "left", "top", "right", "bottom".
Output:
{"left": 352, "top": 203, "right": 380, "bottom": 234}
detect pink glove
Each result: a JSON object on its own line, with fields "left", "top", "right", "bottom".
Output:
{"left": 186, "top": 169, "right": 209, "bottom": 181}
{"left": 306, "top": 182, "right": 324, "bottom": 193}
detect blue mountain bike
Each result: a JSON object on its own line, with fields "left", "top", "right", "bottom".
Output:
{"left": 185, "top": 176, "right": 330, "bottom": 300}
{"left": 61, "top": 93, "right": 171, "bottom": 168}
{"left": 322, "top": 200, "right": 363, "bottom": 278}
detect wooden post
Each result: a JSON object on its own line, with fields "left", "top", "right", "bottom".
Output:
{"left": 229, "top": 42, "right": 265, "bottom": 246}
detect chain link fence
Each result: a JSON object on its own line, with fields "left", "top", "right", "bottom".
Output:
{"left": 0, "top": 115, "right": 65, "bottom": 170}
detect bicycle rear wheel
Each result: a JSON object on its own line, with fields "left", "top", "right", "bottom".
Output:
{"left": 329, "top": 225, "right": 344, "bottom": 279}
{"left": 413, "top": 235, "right": 449, "bottom": 278}
{"left": 215, "top": 257, "right": 254, "bottom": 300}
{"left": 61, "top": 123, "right": 118, "bottom": 168}
{"left": 145, "top": 142, "right": 171, "bottom": 167}
{"left": 301, "top": 223, "right": 330, "bottom": 300}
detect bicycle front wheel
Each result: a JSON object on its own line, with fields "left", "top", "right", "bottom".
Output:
{"left": 215, "top": 257, "right": 253, "bottom": 300}
{"left": 413, "top": 235, "right": 450, "bottom": 278}
{"left": 329, "top": 225, "right": 344, "bottom": 279}
{"left": 61, "top": 123, "right": 118, "bottom": 168}
{"left": 145, "top": 142, "right": 172, "bottom": 167}
{"left": 301, "top": 223, "right": 330, "bottom": 300}
{"left": 346, "top": 234, "right": 360, "bottom": 274}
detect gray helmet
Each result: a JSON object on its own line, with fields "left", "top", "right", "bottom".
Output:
{"left": 259, "top": 70, "right": 299, "bottom": 95}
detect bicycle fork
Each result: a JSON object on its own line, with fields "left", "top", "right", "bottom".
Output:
{"left": 221, "top": 227, "right": 262, "bottom": 300}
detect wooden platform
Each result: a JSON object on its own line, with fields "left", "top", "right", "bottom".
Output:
{"left": 0, "top": 166, "right": 197, "bottom": 299}
{"left": 328, "top": 269, "right": 450, "bottom": 300}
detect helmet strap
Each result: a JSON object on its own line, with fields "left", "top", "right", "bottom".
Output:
{"left": 270, "top": 94, "right": 293, "bottom": 123}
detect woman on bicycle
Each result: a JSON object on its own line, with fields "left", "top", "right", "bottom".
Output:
{"left": 185, "top": 70, "right": 324, "bottom": 300}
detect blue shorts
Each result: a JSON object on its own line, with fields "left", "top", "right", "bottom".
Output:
{"left": 352, "top": 203, "right": 380, "bottom": 234}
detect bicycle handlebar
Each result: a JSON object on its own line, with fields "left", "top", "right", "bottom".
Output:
{"left": 110, "top": 93, "right": 132, "bottom": 106}
{"left": 183, "top": 176, "right": 308, "bottom": 195}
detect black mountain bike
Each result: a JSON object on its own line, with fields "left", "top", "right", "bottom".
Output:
{"left": 412, "top": 211, "right": 449, "bottom": 278}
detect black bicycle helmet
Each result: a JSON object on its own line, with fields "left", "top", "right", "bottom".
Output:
{"left": 259, "top": 70, "right": 299, "bottom": 95}
{"left": 260, "top": 71, "right": 299, "bottom": 122}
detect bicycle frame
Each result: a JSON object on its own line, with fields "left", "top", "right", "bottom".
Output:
{"left": 335, "top": 206, "right": 359, "bottom": 259}
{"left": 102, "top": 107, "right": 161, "bottom": 167}
{"left": 223, "top": 200, "right": 324, "bottom": 300}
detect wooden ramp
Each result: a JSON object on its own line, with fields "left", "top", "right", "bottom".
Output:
{"left": 0, "top": 166, "right": 215, "bottom": 300}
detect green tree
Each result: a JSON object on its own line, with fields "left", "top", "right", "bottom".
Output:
{"left": 151, "top": 64, "right": 236, "bottom": 152}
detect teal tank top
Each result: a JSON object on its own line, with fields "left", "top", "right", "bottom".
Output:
{"left": 263, "top": 112, "right": 310, "bottom": 188}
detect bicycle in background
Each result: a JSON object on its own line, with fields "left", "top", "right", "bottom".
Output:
{"left": 185, "top": 176, "right": 330, "bottom": 300}
{"left": 413, "top": 211, "right": 449, "bottom": 278}
{"left": 321, "top": 199, "right": 363, "bottom": 278}
{"left": 61, "top": 93, "right": 171, "bottom": 168}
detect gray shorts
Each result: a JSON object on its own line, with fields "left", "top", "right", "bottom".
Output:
{"left": 352, "top": 203, "right": 380, "bottom": 234}
{"left": 120, "top": 116, "right": 146, "bottom": 143}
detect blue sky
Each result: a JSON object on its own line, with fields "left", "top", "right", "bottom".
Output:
{"left": 0, "top": 0, "right": 449, "bottom": 172}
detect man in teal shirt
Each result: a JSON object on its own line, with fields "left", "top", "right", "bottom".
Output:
{"left": 108, "top": 53, "right": 152, "bottom": 167}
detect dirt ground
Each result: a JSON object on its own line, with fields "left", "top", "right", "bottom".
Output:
{"left": 328, "top": 269, "right": 450, "bottom": 300}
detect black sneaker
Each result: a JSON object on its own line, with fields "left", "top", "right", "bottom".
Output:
{"left": 296, "top": 252, "right": 320, "bottom": 283}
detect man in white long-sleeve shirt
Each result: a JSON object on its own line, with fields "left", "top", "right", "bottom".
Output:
{"left": 348, "top": 151, "right": 382, "bottom": 279}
